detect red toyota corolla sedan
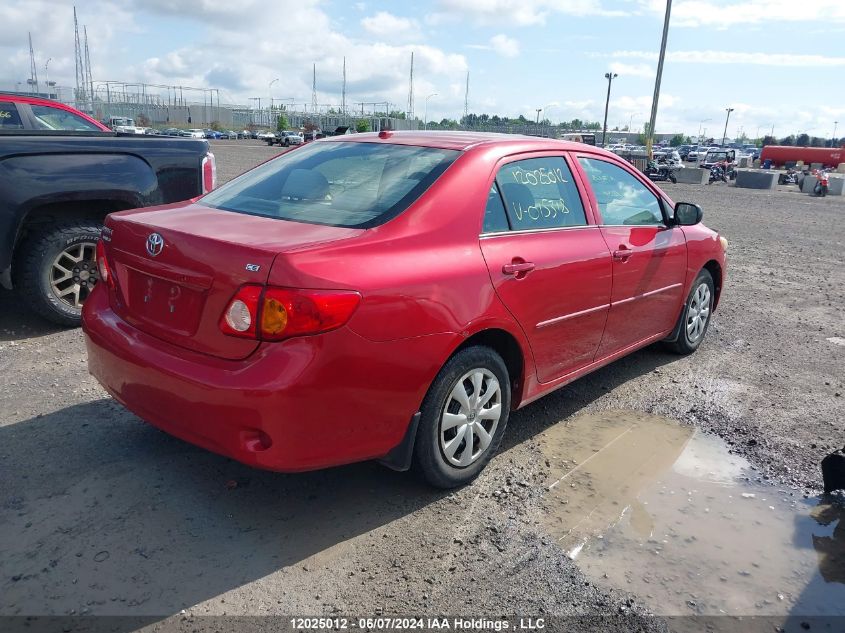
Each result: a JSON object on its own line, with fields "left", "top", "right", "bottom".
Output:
{"left": 83, "top": 131, "right": 726, "bottom": 488}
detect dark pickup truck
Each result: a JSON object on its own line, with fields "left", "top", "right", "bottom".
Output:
{"left": 1, "top": 95, "right": 215, "bottom": 326}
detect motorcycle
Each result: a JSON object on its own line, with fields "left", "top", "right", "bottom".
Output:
{"left": 778, "top": 168, "right": 801, "bottom": 185}
{"left": 643, "top": 160, "right": 678, "bottom": 184}
{"left": 814, "top": 170, "right": 829, "bottom": 197}
{"left": 708, "top": 164, "right": 728, "bottom": 184}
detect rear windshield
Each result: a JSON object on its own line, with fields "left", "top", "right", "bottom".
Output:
{"left": 201, "top": 141, "right": 459, "bottom": 228}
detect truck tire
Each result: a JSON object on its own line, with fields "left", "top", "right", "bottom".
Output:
{"left": 14, "top": 220, "right": 102, "bottom": 327}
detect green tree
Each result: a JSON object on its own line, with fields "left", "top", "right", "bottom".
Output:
{"left": 669, "top": 134, "right": 685, "bottom": 147}
{"left": 795, "top": 133, "right": 810, "bottom": 146}
{"left": 761, "top": 135, "right": 777, "bottom": 147}
{"left": 276, "top": 114, "right": 289, "bottom": 131}
{"left": 355, "top": 119, "right": 371, "bottom": 133}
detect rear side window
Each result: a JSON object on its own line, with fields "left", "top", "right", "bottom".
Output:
{"left": 201, "top": 141, "right": 459, "bottom": 228}
{"left": 30, "top": 104, "right": 103, "bottom": 131}
{"left": 0, "top": 102, "right": 24, "bottom": 129}
{"left": 495, "top": 157, "right": 587, "bottom": 231}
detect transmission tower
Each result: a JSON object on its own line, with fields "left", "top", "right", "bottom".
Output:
{"left": 407, "top": 51, "right": 414, "bottom": 120}
{"left": 73, "top": 7, "right": 86, "bottom": 108}
{"left": 28, "top": 32, "right": 39, "bottom": 94}
{"left": 84, "top": 26, "right": 94, "bottom": 108}
{"left": 463, "top": 71, "right": 469, "bottom": 123}
{"left": 341, "top": 57, "right": 347, "bottom": 115}
{"left": 311, "top": 63, "right": 318, "bottom": 114}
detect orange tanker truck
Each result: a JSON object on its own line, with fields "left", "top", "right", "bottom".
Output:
{"left": 760, "top": 145, "right": 844, "bottom": 168}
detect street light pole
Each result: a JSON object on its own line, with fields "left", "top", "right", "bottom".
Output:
{"left": 535, "top": 107, "right": 542, "bottom": 124}
{"left": 601, "top": 72, "right": 617, "bottom": 148}
{"left": 423, "top": 93, "right": 438, "bottom": 130}
{"left": 269, "top": 78, "right": 279, "bottom": 125}
{"left": 833, "top": 121, "right": 839, "bottom": 147}
{"left": 721, "top": 107, "right": 734, "bottom": 147}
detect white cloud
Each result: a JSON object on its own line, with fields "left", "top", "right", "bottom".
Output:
{"left": 609, "top": 62, "right": 654, "bottom": 78}
{"left": 608, "top": 50, "right": 845, "bottom": 67}
{"left": 638, "top": 0, "right": 845, "bottom": 27}
{"left": 467, "top": 33, "right": 521, "bottom": 57}
{"left": 430, "top": 0, "right": 628, "bottom": 26}
{"left": 489, "top": 34, "right": 520, "bottom": 58}
{"left": 360, "top": 11, "right": 422, "bottom": 42}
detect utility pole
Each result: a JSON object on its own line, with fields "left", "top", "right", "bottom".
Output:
{"left": 28, "top": 32, "right": 39, "bottom": 95}
{"left": 535, "top": 108, "right": 542, "bottom": 124}
{"left": 407, "top": 51, "right": 415, "bottom": 121}
{"left": 84, "top": 26, "right": 94, "bottom": 110}
{"left": 73, "top": 7, "right": 85, "bottom": 109}
{"left": 721, "top": 107, "right": 734, "bottom": 147}
{"left": 833, "top": 121, "right": 839, "bottom": 147}
{"left": 463, "top": 72, "right": 469, "bottom": 124}
{"left": 601, "top": 72, "right": 617, "bottom": 148}
{"left": 311, "top": 63, "right": 318, "bottom": 115}
{"left": 341, "top": 56, "right": 347, "bottom": 115}
{"left": 646, "top": 0, "right": 672, "bottom": 158}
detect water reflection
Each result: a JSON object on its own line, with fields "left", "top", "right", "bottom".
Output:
{"left": 537, "top": 411, "right": 845, "bottom": 617}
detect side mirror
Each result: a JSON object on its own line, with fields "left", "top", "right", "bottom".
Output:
{"left": 675, "top": 202, "right": 703, "bottom": 226}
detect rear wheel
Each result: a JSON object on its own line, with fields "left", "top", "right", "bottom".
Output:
{"left": 14, "top": 220, "right": 102, "bottom": 327}
{"left": 413, "top": 346, "right": 511, "bottom": 488}
{"left": 665, "top": 269, "right": 715, "bottom": 355}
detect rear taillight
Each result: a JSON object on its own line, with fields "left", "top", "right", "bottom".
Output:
{"left": 220, "top": 285, "right": 361, "bottom": 341}
{"left": 96, "top": 239, "right": 113, "bottom": 288}
{"left": 201, "top": 152, "right": 217, "bottom": 193}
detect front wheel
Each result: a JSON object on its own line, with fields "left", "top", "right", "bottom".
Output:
{"left": 413, "top": 346, "right": 511, "bottom": 488}
{"left": 670, "top": 174, "right": 677, "bottom": 184}
{"left": 665, "top": 269, "right": 715, "bottom": 355}
{"left": 14, "top": 220, "right": 102, "bottom": 327}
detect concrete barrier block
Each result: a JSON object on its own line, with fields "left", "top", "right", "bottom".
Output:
{"left": 836, "top": 163, "right": 845, "bottom": 174}
{"left": 801, "top": 176, "right": 817, "bottom": 193}
{"left": 675, "top": 167, "right": 709, "bottom": 184}
{"left": 735, "top": 170, "right": 777, "bottom": 190}
{"left": 753, "top": 159, "right": 761, "bottom": 168}
{"left": 810, "top": 162, "right": 824, "bottom": 171}
{"left": 801, "top": 175, "right": 844, "bottom": 195}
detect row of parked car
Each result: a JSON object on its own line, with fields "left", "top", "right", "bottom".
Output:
{"left": 679, "top": 144, "right": 760, "bottom": 162}
{"left": 156, "top": 128, "right": 274, "bottom": 140}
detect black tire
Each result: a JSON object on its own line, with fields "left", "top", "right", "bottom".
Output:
{"left": 284, "top": 139, "right": 290, "bottom": 147}
{"left": 665, "top": 269, "right": 715, "bottom": 355}
{"left": 670, "top": 174, "right": 677, "bottom": 184}
{"left": 413, "top": 346, "right": 511, "bottom": 488}
{"left": 14, "top": 220, "right": 102, "bottom": 327}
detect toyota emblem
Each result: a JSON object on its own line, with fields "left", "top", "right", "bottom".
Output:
{"left": 146, "top": 233, "right": 164, "bottom": 257}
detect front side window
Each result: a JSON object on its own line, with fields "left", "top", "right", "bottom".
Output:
{"left": 495, "top": 157, "right": 587, "bottom": 231}
{"left": 30, "top": 104, "right": 103, "bottom": 131}
{"left": 0, "top": 102, "right": 23, "bottom": 129}
{"left": 201, "top": 141, "right": 459, "bottom": 228}
{"left": 577, "top": 157, "right": 664, "bottom": 226}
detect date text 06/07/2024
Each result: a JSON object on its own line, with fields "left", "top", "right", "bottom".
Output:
{"left": 288, "top": 617, "right": 546, "bottom": 630}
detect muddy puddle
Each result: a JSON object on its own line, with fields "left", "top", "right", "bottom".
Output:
{"left": 538, "top": 412, "right": 845, "bottom": 617}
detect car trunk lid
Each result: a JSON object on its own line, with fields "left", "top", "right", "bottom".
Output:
{"left": 104, "top": 203, "right": 362, "bottom": 360}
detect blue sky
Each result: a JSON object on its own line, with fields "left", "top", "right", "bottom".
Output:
{"left": 2, "top": 0, "right": 844, "bottom": 138}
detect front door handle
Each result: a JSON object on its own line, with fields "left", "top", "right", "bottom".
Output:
{"left": 502, "top": 261, "right": 536, "bottom": 277}
{"left": 612, "top": 248, "right": 633, "bottom": 262}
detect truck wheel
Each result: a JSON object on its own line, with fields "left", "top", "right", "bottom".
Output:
{"left": 14, "top": 221, "right": 102, "bottom": 327}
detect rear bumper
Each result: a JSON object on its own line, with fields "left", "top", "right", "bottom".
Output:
{"left": 82, "top": 287, "right": 455, "bottom": 472}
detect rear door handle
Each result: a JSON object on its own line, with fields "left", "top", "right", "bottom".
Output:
{"left": 502, "top": 261, "right": 536, "bottom": 276}
{"left": 612, "top": 248, "right": 633, "bottom": 262}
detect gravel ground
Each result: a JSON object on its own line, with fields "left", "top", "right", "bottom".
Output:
{"left": 1, "top": 141, "right": 843, "bottom": 629}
